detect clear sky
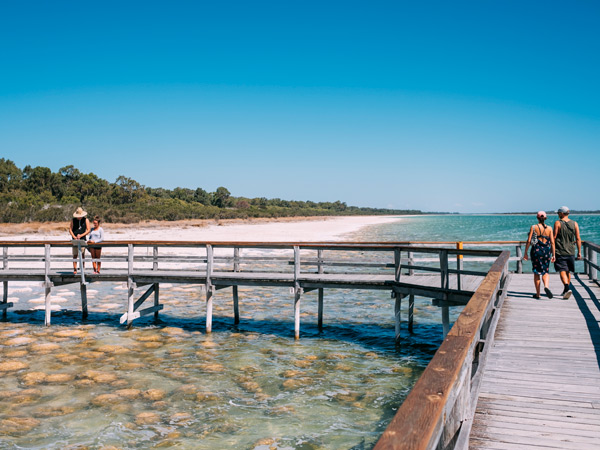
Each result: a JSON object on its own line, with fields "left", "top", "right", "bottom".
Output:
{"left": 1, "top": 1, "right": 598, "bottom": 213}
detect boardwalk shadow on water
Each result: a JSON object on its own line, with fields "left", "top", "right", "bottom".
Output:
{"left": 7, "top": 308, "right": 444, "bottom": 359}
{"left": 573, "top": 274, "right": 600, "bottom": 370}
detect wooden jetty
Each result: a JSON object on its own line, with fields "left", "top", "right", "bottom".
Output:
{"left": 374, "top": 241, "right": 600, "bottom": 450}
{"left": 2, "top": 238, "right": 598, "bottom": 449}
{"left": 0, "top": 240, "right": 508, "bottom": 340}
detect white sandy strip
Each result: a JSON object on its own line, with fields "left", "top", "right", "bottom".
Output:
{"left": 0, "top": 216, "right": 402, "bottom": 242}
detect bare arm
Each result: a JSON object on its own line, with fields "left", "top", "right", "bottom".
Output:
{"left": 574, "top": 222, "right": 582, "bottom": 259}
{"left": 553, "top": 220, "right": 561, "bottom": 240}
{"left": 550, "top": 229, "right": 556, "bottom": 262}
{"left": 523, "top": 225, "right": 534, "bottom": 260}
{"left": 68, "top": 221, "right": 76, "bottom": 239}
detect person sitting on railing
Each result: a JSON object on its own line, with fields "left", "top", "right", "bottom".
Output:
{"left": 68, "top": 207, "right": 90, "bottom": 275}
{"left": 88, "top": 216, "right": 104, "bottom": 274}
{"left": 553, "top": 206, "right": 582, "bottom": 299}
{"left": 524, "top": 211, "right": 555, "bottom": 299}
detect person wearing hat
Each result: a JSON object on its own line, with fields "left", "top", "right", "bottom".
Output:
{"left": 553, "top": 206, "right": 582, "bottom": 299}
{"left": 524, "top": 211, "right": 555, "bottom": 299}
{"left": 69, "top": 207, "right": 91, "bottom": 274}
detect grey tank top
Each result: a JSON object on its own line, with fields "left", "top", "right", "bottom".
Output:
{"left": 555, "top": 220, "right": 577, "bottom": 256}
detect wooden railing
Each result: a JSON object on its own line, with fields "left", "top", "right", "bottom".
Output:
{"left": 373, "top": 250, "right": 511, "bottom": 450}
{"left": 583, "top": 241, "right": 599, "bottom": 283}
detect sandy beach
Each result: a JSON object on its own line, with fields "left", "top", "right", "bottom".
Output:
{"left": 0, "top": 215, "right": 403, "bottom": 242}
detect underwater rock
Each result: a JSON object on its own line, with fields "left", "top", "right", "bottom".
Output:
{"left": 45, "top": 373, "right": 75, "bottom": 383}
{"left": 55, "top": 353, "right": 79, "bottom": 363}
{"left": 169, "top": 412, "right": 193, "bottom": 425}
{"left": 152, "top": 401, "right": 169, "bottom": 410}
{"left": 29, "top": 342, "right": 61, "bottom": 353}
{"left": 282, "top": 377, "right": 311, "bottom": 390}
{"left": 4, "top": 350, "right": 28, "bottom": 358}
{"left": 199, "top": 363, "right": 224, "bottom": 373}
{"left": 0, "top": 361, "right": 28, "bottom": 372}
{"left": 33, "top": 405, "right": 76, "bottom": 417}
{"left": 21, "top": 371, "right": 47, "bottom": 385}
{"left": 134, "top": 334, "right": 162, "bottom": 342}
{"left": 161, "top": 327, "right": 186, "bottom": 336}
{"left": 142, "top": 342, "right": 163, "bottom": 349}
{"left": 195, "top": 392, "right": 219, "bottom": 402}
{"left": 79, "top": 351, "right": 105, "bottom": 359}
{"left": 293, "top": 359, "right": 313, "bottom": 368}
{"left": 4, "top": 336, "right": 35, "bottom": 346}
{"left": 54, "top": 329, "right": 87, "bottom": 338}
{"left": 0, "top": 416, "right": 41, "bottom": 435}
{"left": 143, "top": 389, "right": 166, "bottom": 401}
{"left": 97, "top": 345, "right": 129, "bottom": 354}
{"left": 0, "top": 390, "right": 16, "bottom": 400}
{"left": 114, "top": 389, "right": 141, "bottom": 399}
{"left": 135, "top": 411, "right": 161, "bottom": 425}
{"left": 91, "top": 394, "right": 120, "bottom": 406}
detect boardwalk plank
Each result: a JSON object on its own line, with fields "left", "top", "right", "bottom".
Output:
{"left": 469, "top": 274, "right": 600, "bottom": 449}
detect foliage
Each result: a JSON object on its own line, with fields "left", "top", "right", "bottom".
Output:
{"left": 0, "top": 160, "right": 424, "bottom": 223}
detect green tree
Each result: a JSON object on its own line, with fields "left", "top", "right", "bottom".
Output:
{"left": 211, "top": 186, "right": 231, "bottom": 208}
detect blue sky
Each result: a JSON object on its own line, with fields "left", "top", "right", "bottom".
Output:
{"left": 1, "top": 1, "right": 598, "bottom": 213}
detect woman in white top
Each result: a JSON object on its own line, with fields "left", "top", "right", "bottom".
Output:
{"left": 88, "top": 216, "right": 105, "bottom": 273}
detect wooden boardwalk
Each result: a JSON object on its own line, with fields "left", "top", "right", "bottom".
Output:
{"left": 470, "top": 273, "right": 600, "bottom": 449}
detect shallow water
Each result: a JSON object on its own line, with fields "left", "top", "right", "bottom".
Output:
{"left": 1, "top": 214, "right": 598, "bottom": 449}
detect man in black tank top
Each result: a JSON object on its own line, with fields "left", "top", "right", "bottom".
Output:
{"left": 553, "top": 206, "right": 582, "bottom": 299}
{"left": 69, "top": 207, "right": 91, "bottom": 274}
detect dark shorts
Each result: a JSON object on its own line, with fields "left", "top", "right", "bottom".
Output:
{"left": 554, "top": 255, "right": 575, "bottom": 273}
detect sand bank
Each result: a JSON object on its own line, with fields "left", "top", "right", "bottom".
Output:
{"left": 0, "top": 216, "right": 402, "bottom": 242}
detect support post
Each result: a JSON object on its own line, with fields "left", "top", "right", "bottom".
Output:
{"left": 394, "top": 293, "right": 402, "bottom": 342}
{"left": 317, "top": 249, "right": 324, "bottom": 331}
{"left": 407, "top": 248, "right": 414, "bottom": 276}
{"left": 583, "top": 245, "right": 589, "bottom": 275}
{"left": 442, "top": 304, "right": 450, "bottom": 338}
{"left": 294, "top": 245, "right": 301, "bottom": 340}
{"left": 44, "top": 244, "right": 52, "bottom": 326}
{"left": 127, "top": 244, "right": 134, "bottom": 327}
{"left": 153, "top": 246, "right": 158, "bottom": 271}
{"left": 233, "top": 247, "right": 240, "bottom": 324}
{"left": 456, "top": 242, "right": 463, "bottom": 291}
{"left": 77, "top": 241, "right": 86, "bottom": 284}
{"left": 2, "top": 281, "right": 7, "bottom": 320}
{"left": 154, "top": 283, "right": 160, "bottom": 320}
{"left": 439, "top": 250, "right": 449, "bottom": 289}
{"left": 516, "top": 245, "right": 523, "bottom": 274}
{"left": 2, "top": 246, "right": 7, "bottom": 270}
{"left": 591, "top": 249, "right": 597, "bottom": 282}
{"left": 394, "top": 248, "right": 402, "bottom": 282}
{"left": 408, "top": 294, "right": 415, "bottom": 333}
{"left": 206, "top": 244, "right": 213, "bottom": 333}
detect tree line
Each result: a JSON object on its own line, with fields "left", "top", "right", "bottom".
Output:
{"left": 0, "top": 159, "right": 423, "bottom": 223}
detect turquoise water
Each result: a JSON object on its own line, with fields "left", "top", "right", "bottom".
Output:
{"left": 1, "top": 215, "right": 598, "bottom": 449}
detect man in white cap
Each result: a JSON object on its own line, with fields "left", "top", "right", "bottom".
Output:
{"left": 553, "top": 206, "right": 582, "bottom": 299}
{"left": 69, "top": 207, "right": 90, "bottom": 274}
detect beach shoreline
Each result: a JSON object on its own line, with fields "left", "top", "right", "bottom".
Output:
{"left": 0, "top": 215, "right": 403, "bottom": 242}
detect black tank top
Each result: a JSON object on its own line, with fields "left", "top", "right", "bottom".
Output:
{"left": 72, "top": 218, "right": 87, "bottom": 238}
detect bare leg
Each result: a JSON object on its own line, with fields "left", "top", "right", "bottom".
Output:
{"left": 533, "top": 274, "right": 541, "bottom": 296}
{"left": 542, "top": 273, "right": 550, "bottom": 288}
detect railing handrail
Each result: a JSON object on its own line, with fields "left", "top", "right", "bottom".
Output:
{"left": 374, "top": 250, "right": 510, "bottom": 450}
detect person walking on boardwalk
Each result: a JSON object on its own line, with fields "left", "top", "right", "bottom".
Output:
{"left": 69, "top": 207, "right": 90, "bottom": 274}
{"left": 87, "top": 216, "right": 104, "bottom": 274}
{"left": 524, "top": 211, "right": 555, "bottom": 299}
{"left": 553, "top": 206, "right": 582, "bottom": 299}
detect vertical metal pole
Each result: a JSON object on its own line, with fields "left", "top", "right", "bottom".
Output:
{"left": 442, "top": 305, "right": 450, "bottom": 338}
{"left": 153, "top": 246, "right": 158, "bottom": 271}
{"left": 2, "top": 247, "right": 7, "bottom": 320}
{"left": 78, "top": 241, "right": 86, "bottom": 284}
{"left": 407, "top": 248, "right": 414, "bottom": 276}
{"left": 233, "top": 247, "right": 240, "bottom": 325}
{"left": 206, "top": 244, "right": 213, "bottom": 333}
{"left": 591, "top": 249, "right": 597, "bottom": 282}
{"left": 516, "top": 245, "right": 523, "bottom": 274}
{"left": 394, "top": 248, "right": 402, "bottom": 282}
{"left": 317, "top": 249, "right": 324, "bottom": 331}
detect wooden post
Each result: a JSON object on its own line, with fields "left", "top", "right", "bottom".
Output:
{"left": 294, "top": 245, "right": 301, "bottom": 340}
{"left": 2, "top": 246, "right": 7, "bottom": 270}
{"left": 394, "top": 248, "right": 402, "bottom": 282}
{"left": 394, "top": 292, "right": 402, "bottom": 342}
{"left": 442, "top": 304, "right": 450, "bottom": 337}
{"left": 591, "top": 248, "right": 597, "bottom": 282}
{"left": 233, "top": 247, "right": 240, "bottom": 325}
{"left": 583, "top": 245, "right": 589, "bottom": 275}
{"left": 317, "top": 249, "right": 324, "bottom": 331}
{"left": 408, "top": 294, "right": 415, "bottom": 333}
{"left": 439, "top": 250, "right": 449, "bottom": 289}
{"left": 44, "top": 244, "right": 52, "bottom": 326}
{"left": 127, "top": 244, "right": 134, "bottom": 327}
{"left": 153, "top": 283, "right": 160, "bottom": 320}
{"left": 456, "top": 242, "right": 463, "bottom": 291}
{"left": 206, "top": 244, "right": 213, "bottom": 333}
{"left": 153, "top": 246, "right": 158, "bottom": 271}
{"left": 516, "top": 245, "right": 523, "bottom": 274}
{"left": 407, "top": 248, "right": 414, "bottom": 276}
